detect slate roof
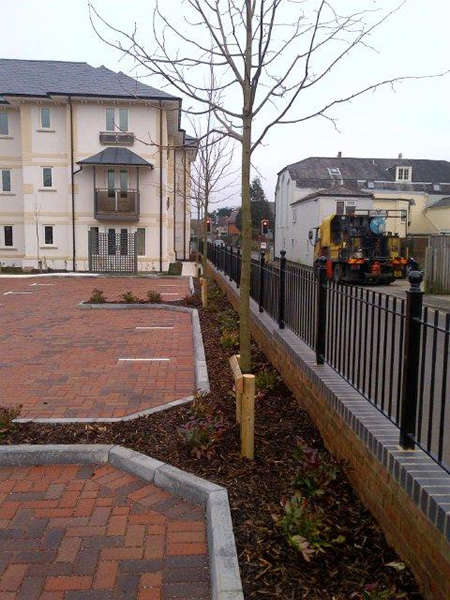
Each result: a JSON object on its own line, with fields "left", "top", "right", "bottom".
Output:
{"left": 282, "top": 157, "right": 450, "bottom": 191}
{"left": 77, "top": 147, "right": 153, "bottom": 167}
{"left": 426, "top": 197, "right": 450, "bottom": 210}
{"left": 292, "top": 183, "right": 373, "bottom": 205}
{"left": 0, "top": 59, "right": 179, "bottom": 102}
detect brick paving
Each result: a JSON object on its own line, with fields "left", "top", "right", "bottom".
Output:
{"left": 0, "top": 463, "right": 210, "bottom": 599}
{"left": 0, "top": 277, "right": 195, "bottom": 420}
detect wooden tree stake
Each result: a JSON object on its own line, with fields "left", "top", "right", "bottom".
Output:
{"left": 241, "top": 374, "right": 255, "bottom": 460}
{"left": 229, "top": 354, "right": 243, "bottom": 423}
{"left": 200, "top": 277, "right": 208, "bottom": 308}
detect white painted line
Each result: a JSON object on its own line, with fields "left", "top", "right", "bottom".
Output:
{"left": 118, "top": 358, "right": 170, "bottom": 362}
{"left": 158, "top": 285, "right": 178, "bottom": 287}
{"left": 29, "top": 283, "right": 54, "bottom": 286}
{"left": 135, "top": 326, "right": 174, "bottom": 330}
{"left": 161, "top": 293, "right": 179, "bottom": 296}
{"left": 3, "top": 291, "right": 33, "bottom": 295}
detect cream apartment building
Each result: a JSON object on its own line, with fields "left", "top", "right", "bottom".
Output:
{"left": 275, "top": 155, "right": 450, "bottom": 265}
{"left": 0, "top": 59, "right": 196, "bottom": 272}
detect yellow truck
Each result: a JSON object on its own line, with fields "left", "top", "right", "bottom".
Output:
{"left": 312, "top": 210, "right": 408, "bottom": 284}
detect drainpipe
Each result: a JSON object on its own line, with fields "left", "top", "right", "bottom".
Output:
{"left": 69, "top": 97, "right": 77, "bottom": 271}
{"left": 173, "top": 147, "right": 177, "bottom": 260}
{"left": 159, "top": 100, "right": 163, "bottom": 272}
{"left": 183, "top": 149, "right": 187, "bottom": 260}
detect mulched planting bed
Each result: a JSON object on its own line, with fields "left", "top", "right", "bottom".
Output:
{"left": 2, "top": 280, "right": 422, "bottom": 599}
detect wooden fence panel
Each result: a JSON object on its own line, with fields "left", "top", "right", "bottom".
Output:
{"left": 425, "top": 236, "right": 450, "bottom": 294}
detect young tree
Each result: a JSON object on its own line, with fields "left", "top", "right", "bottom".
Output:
{"left": 90, "top": 0, "right": 441, "bottom": 372}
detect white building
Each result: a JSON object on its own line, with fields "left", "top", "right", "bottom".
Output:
{"left": 0, "top": 59, "right": 196, "bottom": 273}
{"left": 275, "top": 155, "right": 450, "bottom": 266}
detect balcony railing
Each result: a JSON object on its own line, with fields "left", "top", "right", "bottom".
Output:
{"left": 95, "top": 189, "right": 139, "bottom": 221}
{"left": 99, "top": 131, "right": 135, "bottom": 146}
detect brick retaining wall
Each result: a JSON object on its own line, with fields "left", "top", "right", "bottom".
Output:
{"left": 208, "top": 265, "right": 450, "bottom": 600}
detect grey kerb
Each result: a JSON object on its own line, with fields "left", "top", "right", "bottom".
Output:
{"left": 210, "top": 264, "right": 450, "bottom": 545}
{"left": 16, "top": 304, "right": 209, "bottom": 424}
{"left": 0, "top": 444, "right": 244, "bottom": 600}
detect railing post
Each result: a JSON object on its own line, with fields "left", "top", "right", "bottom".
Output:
{"left": 237, "top": 246, "right": 241, "bottom": 289}
{"left": 259, "top": 249, "right": 265, "bottom": 313}
{"left": 229, "top": 246, "right": 234, "bottom": 281}
{"left": 400, "top": 271, "right": 424, "bottom": 449}
{"left": 278, "top": 250, "right": 286, "bottom": 329}
{"left": 315, "top": 256, "right": 328, "bottom": 365}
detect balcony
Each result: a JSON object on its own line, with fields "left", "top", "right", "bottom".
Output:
{"left": 95, "top": 189, "right": 140, "bottom": 221}
{"left": 99, "top": 131, "right": 135, "bottom": 146}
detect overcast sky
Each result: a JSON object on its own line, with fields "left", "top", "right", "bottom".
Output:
{"left": 1, "top": 0, "right": 449, "bottom": 206}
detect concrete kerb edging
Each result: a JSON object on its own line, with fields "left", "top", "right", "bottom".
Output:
{"left": 0, "top": 444, "right": 244, "bottom": 600}
{"left": 15, "top": 303, "right": 210, "bottom": 424}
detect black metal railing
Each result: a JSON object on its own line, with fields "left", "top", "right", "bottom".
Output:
{"left": 206, "top": 242, "right": 450, "bottom": 472}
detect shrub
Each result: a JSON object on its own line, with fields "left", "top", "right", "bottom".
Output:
{"left": 255, "top": 368, "right": 278, "bottom": 391}
{"left": 0, "top": 405, "right": 22, "bottom": 439}
{"left": 183, "top": 293, "right": 198, "bottom": 306}
{"left": 293, "top": 439, "right": 338, "bottom": 498}
{"left": 220, "top": 331, "right": 239, "bottom": 350}
{"left": 217, "top": 309, "right": 239, "bottom": 333}
{"left": 88, "top": 288, "right": 106, "bottom": 303}
{"left": 121, "top": 290, "right": 140, "bottom": 303}
{"left": 178, "top": 414, "right": 225, "bottom": 460}
{"left": 147, "top": 290, "right": 162, "bottom": 303}
{"left": 277, "top": 491, "right": 329, "bottom": 562}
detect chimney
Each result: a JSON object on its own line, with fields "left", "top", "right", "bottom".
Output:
{"left": 398, "top": 153, "right": 403, "bottom": 160}
{"left": 337, "top": 151, "right": 342, "bottom": 158}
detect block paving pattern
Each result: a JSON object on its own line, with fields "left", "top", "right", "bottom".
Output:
{"left": 0, "top": 277, "right": 195, "bottom": 420}
{"left": 0, "top": 463, "right": 210, "bottom": 599}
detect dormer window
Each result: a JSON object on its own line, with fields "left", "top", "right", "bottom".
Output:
{"left": 328, "top": 167, "right": 341, "bottom": 176}
{"left": 396, "top": 166, "right": 412, "bottom": 182}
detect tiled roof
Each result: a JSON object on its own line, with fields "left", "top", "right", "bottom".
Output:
{"left": 0, "top": 59, "right": 179, "bottom": 101}
{"left": 77, "top": 147, "right": 153, "bottom": 167}
{"left": 283, "top": 157, "right": 450, "bottom": 187}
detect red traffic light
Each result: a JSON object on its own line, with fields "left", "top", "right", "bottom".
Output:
{"left": 261, "top": 219, "right": 269, "bottom": 235}
{"left": 206, "top": 218, "right": 211, "bottom": 232}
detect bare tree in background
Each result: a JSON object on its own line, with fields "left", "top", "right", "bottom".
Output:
{"left": 90, "top": 0, "right": 444, "bottom": 372}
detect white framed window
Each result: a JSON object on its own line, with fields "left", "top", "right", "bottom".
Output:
{"left": 2, "top": 225, "right": 13, "bottom": 247}
{"left": 44, "top": 225, "right": 54, "bottom": 246}
{"left": 336, "top": 200, "right": 345, "bottom": 215}
{"left": 106, "top": 108, "right": 129, "bottom": 132}
{"left": 292, "top": 208, "right": 297, "bottom": 223}
{"left": 396, "top": 167, "right": 412, "bottom": 182}
{"left": 1, "top": 169, "right": 11, "bottom": 192}
{"left": 136, "top": 228, "right": 146, "bottom": 256}
{"left": 0, "top": 113, "right": 9, "bottom": 136}
{"left": 40, "top": 107, "right": 51, "bottom": 129}
{"left": 42, "top": 167, "right": 53, "bottom": 188}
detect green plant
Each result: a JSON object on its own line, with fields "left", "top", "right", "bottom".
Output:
{"left": 88, "top": 288, "right": 107, "bottom": 303}
{"left": 178, "top": 414, "right": 225, "bottom": 460}
{"left": 121, "top": 290, "right": 140, "bottom": 303}
{"left": 360, "top": 584, "right": 394, "bottom": 600}
{"left": 220, "top": 331, "right": 239, "bottom": 349}
{"left": 217, "top": 309, "right": 239, "bottom": 333}
{"left": 255, "top": 368, "right": 278, "bottom": 390}
{"left": 183, "top": 293, "right": 198, "bottom": 306}
{"left": 293, "top": 439, "right": 338, "bottom": 498}
{"left": 0, "top": 405, "right": 22, "bottom": 438}
{"left": 188, "top": 392, "right": 211, "bottom": 420}
{"left": 277, "top": 491, "right": 329, "bottom": 562}
{"left": 146, "top": 290, "right": 162, "bottom": 303}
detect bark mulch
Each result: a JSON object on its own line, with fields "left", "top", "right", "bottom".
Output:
{"left": 1, "top": 280, "right": 422, "bottom": 599}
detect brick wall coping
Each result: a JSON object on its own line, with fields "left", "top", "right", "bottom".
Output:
{"left": 211, "top": 266, "right": 450, "bottom": 545}
{"left": 0, "top": 444, "right": 244, "bottom": 600}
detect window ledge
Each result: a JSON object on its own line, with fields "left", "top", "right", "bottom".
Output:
{"left": 36, "top": 128, "right": 56, "bottom": 133}
{"left": 0, "top": 246, "right": 17, "bottom": 250}
{"left": 0, "top": 135, "right": 13, "bottom": 140}
{"left": 38, "top": 188, "right": 57, "bottom": 192}
{"left": 40, "top": 245, "right": 57, "bottom": 249}
{"left": 0, "top": 192, "right": 15, "bottom": 196}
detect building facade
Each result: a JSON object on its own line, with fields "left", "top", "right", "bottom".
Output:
{"left": 275, "top": 155, "right": 450, "bottom": 265}
{"left": 0, "top": 59, "right": 196, "bottom": 272}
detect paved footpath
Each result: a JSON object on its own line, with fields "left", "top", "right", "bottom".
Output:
{"left": 0, "top": 277, "right": 195, "bottom": 420}
{"left": 0, "top": 462, "right": 209, "bottom": 600}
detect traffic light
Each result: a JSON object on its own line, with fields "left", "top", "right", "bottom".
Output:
{"left": 206, "top": 218, "right": 211, "bottom": 233}
{"left": 261, "top": 219, "right": 269, "bottom": 235}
